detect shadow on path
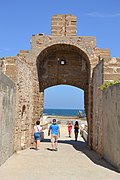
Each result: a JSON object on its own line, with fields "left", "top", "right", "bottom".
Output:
{"left": 42, "top": 138, "right": 118, "bottom": 173}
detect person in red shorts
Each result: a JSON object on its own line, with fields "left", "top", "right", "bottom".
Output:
{"left": 67, "top": 121, "right": 72, "bottom": 138}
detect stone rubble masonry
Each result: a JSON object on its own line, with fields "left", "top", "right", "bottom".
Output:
{"left": 17, "top": 50, "right": 29, "bottom": 62}
{"left": 104, "top": 57, "right": 120, "bottom": 81}
{"left": 14, "top": 58, "right": 33, "bottom": 151}
{"left": 0, "top": 70, "right": 16, "bottom": 166}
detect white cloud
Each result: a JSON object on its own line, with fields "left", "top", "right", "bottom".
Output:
{"left": 84, "top": 12, "right": 120, "bottom": 18}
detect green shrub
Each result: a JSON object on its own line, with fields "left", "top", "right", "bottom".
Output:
{"left": 99, "top": 80, "right": 120, "bottom": 90}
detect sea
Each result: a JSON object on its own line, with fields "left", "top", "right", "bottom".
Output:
{"left": 43, "top": 109, "right": 86, "bottom": 117}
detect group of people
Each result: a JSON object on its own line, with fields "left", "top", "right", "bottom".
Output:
{"left": 67, "top": 121, "right": 79, "bottom": 141}
{"left": 33, "top": 118, "right": 80, "bottom": 151}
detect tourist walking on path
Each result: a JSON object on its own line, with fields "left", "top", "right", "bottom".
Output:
{"left": 48, "top": 119, "right": 60, "bottom": 151}
{"left": 67, "top": 121, "right": 72, "bottom": 137}
{"left": 33, "top": 120, "right": 42, "bottom": 150}
{"left": 74, "top": 121, "right": 79, "bottom": 141}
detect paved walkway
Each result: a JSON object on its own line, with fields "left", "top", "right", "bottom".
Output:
{"left": 0, "top": 126, "right": 120, "bottom": 180}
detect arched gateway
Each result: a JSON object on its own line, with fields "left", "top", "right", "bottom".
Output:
{"left": 1, "top": 14, "right": 120, "bottom": 154}
{"left": 27, "top": 15, "right": 99, "bottom": 116}
{"left": 26, "top": 14, "right": 100, "bottom": 149}
{"left": 37, "top": 44, "right": 90, "bottom": 114}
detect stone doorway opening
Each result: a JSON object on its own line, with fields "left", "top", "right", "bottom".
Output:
{"left": 44, "top": 85, "right": 84, "bottom": 109}
{"left": 43, "top": 84, "right": 86, "bottom": 139}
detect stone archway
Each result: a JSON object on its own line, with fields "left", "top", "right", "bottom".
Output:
{"left": 36, "top": 43, "right": 91, "bottom": 124}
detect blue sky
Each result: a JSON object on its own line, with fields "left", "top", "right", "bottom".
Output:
{"left": 0, "top": 0, "right": 120, "bottom": 109}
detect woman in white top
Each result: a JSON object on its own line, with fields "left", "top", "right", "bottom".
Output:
{"left": 33, "top": 120, "right": 42, "bottom": 150}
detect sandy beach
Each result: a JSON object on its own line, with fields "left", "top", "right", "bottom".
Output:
{"left": 40, "top": 116, "right": 88, "bottom": 142}
{"left": 42, "top": 115, "right": 87, "bottom": 126}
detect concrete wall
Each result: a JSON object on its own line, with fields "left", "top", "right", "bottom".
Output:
{"left": 0, "top": 70, "right": 16, "bottom": 166}
{"left": 103, "top": 83, "right": 120, "bottom": 171}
